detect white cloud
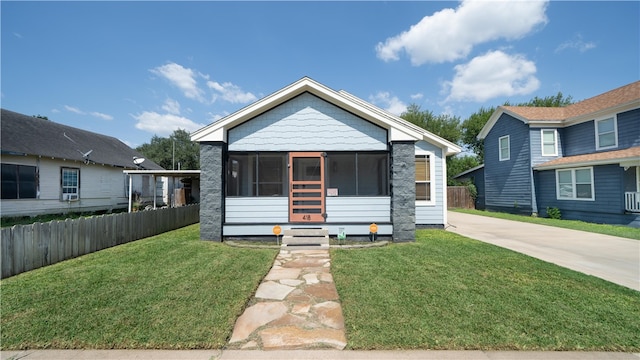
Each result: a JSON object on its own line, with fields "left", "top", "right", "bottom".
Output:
{"left": 410, "top": 93, "right": 424, "bottom": 100}
{"left": 369, "top": 92, "right": 408, "bottom": 115}
{"left": 376, "top": 0, "right": 548, "bottom": 65}
{"left": 64, "top": 105, "right": 85, "bottom": 114}
{"left": 133, "top": 111, "right": 206, "bottom": 136}
{"left": 162, "top": 98, "right": 181, "bottom": 115}
{"left": 443, "top": 50, "right": 540, "bottom": 103}
{"left": 150, "top": 62, "right": 205, "bottom": 102}
{"left": 555, "top": 34, "right": 596, "bottom": 53}
{"left": 90, "top": 112, "right": 113, "bottom": 121}
{"left": 207, "top": 81, "right": 257, "bottom": 104}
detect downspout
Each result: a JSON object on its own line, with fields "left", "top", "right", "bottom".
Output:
{"left": 530, "top": 167, "right": 538, "bottom": 216}
{"left": 128, "top": 174, "right": 133, "bottom": 213}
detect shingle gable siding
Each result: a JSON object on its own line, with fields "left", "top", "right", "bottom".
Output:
{"left": 228, "top": 93, "right": 387, "bottom": 152}
{"left": 484, "top": 114, "right": 532, "bottom": 213}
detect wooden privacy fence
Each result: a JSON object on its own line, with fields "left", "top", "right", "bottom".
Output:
{"left": 447, "top": 186, "right": 475, "bottom": 209}
{"left": 1, "top": 204, "right": 199, "bottom": 279}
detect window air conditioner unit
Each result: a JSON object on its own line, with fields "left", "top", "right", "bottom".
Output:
{"left": 64, "top": 194, "right": 79, "bottom": 201}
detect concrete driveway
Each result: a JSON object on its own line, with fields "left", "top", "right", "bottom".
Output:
{"left": 446, "top": 211, "right": 640, "bottom": 291}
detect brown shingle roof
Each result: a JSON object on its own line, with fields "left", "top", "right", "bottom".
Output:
{"left": 535, "top": 146, "right": 640, "bottom": 169}
{"left": 504, "top": 81, "right": 640, "bottom": 122}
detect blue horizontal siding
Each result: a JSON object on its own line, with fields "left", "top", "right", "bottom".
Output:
{"left": 617, "top": 108, "right": 640, "bottom": 149}
{"left": 326, "top": 197, "right": 390, "bottom": 223}
{"left": 535, "top": 165, "right": 636, "bottom": 226}
{"left": 484, "top": 114, "right": 533, "bottom": 212}
{"left": 225, "top": 197, "right": 289, "bottom": 223}
{"left": 415, "top": 141, "right": 445, "bottom": 225}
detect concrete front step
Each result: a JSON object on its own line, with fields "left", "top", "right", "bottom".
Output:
{"left": 282, "top": 228, "right": 329, "bottom": 249}
{"left": 282, "top": 236, "right": 329, "bottom": 245}
{"left": 281, "top": 244, "right": 330, "bottom": 250}
{"left": 283, "top": 228, "right": 329, "bottom": 237}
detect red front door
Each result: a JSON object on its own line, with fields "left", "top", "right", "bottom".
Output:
{"left": 289, "top": 152, "right": 325, "bottom": 222}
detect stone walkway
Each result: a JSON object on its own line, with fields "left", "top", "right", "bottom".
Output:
{"left": 227, "top": 249, "right": 347, "bottom": 350}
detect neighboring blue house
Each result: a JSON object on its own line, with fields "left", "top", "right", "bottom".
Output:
{"left": 191, "top": 77, "right": 461, "bottom": 241}
{"left": 478, "top": 81, "right": 640, "bottom": 227}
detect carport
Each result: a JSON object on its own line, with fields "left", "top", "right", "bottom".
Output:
{"left": 123, "top": 170, "right": 200, "bottom": 213}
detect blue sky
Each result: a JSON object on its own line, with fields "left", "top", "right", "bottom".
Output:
{"left": 2, "top": 1, "right": 639, "bottom": 148}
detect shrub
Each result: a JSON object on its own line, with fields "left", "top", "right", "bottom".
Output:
{"left": 547, "top": 207, "right": 562, "bottom": 220}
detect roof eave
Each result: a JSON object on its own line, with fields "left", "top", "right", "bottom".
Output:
{"left": 534, "top": 155, "right": 640, "bottom": 171}
{"left": 191, "top": 77, "right": 429, "bottom": 144}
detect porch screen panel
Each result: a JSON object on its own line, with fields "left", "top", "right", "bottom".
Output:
{"left": 227, "top": 153, "right": 287, "bottom": 197}
{"left": 357, "top": 153, "right": 388, "bottom": 196}
{"left": 327, "top": 154, "right": 356, "bottom": 195}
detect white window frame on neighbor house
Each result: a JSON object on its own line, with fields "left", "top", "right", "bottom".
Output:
{"left": 555, "top": 167, "right": 594, "bottom": 201}
{"left": 541, "top": 129, "right": 558, "bottom": 156}
{"left": 499, "top": 135, "right": 510, "bottom": 161}
{"left": 415, "top": 151, "right": 435, "bottom": 205}
{"left": 595, "top": 116, "right": 618, "bottom": 150}
{"left": 61, "top": 167, "right": 80, "bottom": 201}
{"left": 637, "top": 167, "right": 640, "bottom": 193}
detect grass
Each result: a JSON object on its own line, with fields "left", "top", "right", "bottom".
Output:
{"left": 0, "top": 224, "right": 277, "bottom": 350}
{"left": 332, "top": 229, "right": 640, "bottom": 351}
{"left": 3, "top": 225, "right": 639, "bottom": 351}
{"left": 454, "top": 208, "right": 640, "bottom": 240}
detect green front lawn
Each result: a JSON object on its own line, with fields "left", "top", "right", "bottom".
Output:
{"left": 455, "top": 209, "right": 640, "bottom": 240}
{"left": 3, "top": 225, "right": 638, "bottom": 351}
{"left": 0, "top": 224, "right": 277, "bottom": 350}
{"left": 332, "top": 230, "right": 640, "bottom": 351}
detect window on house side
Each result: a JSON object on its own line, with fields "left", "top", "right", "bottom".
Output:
{"left": 415, "top": 154, "right": 432, "bottom": 202}
{"left": 61, "top": 167, "right": 80, "bottom": 200}
{"left": 596, "top": 117, "right": 617, "bottom": 149}
{"left": 499, "top": 135, "right": 510, "bottom": 161}
{"left": 556, "top": 167, "right": 594, "bottom": 200}
{"left": 541, "top": 129, "right": 558, "bottom": 156}
{"left": 1, "top": 164, "right": 37, "bottom": 199}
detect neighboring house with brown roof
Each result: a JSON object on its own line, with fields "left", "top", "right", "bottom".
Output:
{"left": 1, "top": 109, "right": 164, "bottom": 217}
{"left": 477, "top": 81, "right": 640, "bottom": 227}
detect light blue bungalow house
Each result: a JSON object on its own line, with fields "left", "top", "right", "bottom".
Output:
{"left": 191, "top": 77, "right": 460, "bottom": 241}
{"left": 478, "top": 81, "right": 640, "bottom": 227}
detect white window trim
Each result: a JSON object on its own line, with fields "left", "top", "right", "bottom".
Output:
{"left": 541, "top": 129, "right": 558, "bottom": 157}
{"left": 555, "top": 167, "right": 595, "bottom": 201}
{"left": 61, "top": 167, "right": 80, "bottom": 201}
{"left": 636, "top": 167, "right": 640, "bottom": 193}
{"left": 499, "top": 135, "right": 510, "bottom": 161}
{"left": 595, "top": 116, "right": 618, "bottom": 150}
{"left": 415, "top": 151, "right": 436, "bottom": 206}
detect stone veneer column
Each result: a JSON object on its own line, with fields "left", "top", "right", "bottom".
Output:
{"left": 199, "top": 142, "right": 224, "bottom": 241}
{"left": 391, "top": 141, "right": 416, "bottom": 242}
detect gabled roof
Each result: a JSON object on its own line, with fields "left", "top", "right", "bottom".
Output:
{"left": 478, "top": 81, "right": 640, "bottom": 139}
{"left": 1, "top": 109, "right": 163, "bottom": 170}
{"left": 191, "top": 77, "right": 461, "bottom": 156}
{"left": 534, "top": 146, "right": 640, "bottom": 170}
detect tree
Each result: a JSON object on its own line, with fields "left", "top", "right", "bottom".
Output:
{"left": 460, "top": 106, "right": 496, "bottom": 161}
{"left": 447, "top": 154, "right": 481, "bottom": 185}
{"left": 460, "top": 92, "right": 574, "bottom": 161}
{"left": 400, "top": 104, "right": 462, "bottom": 145}
{"left": 136, "top": 129, "right": 199, "bottom": 170}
